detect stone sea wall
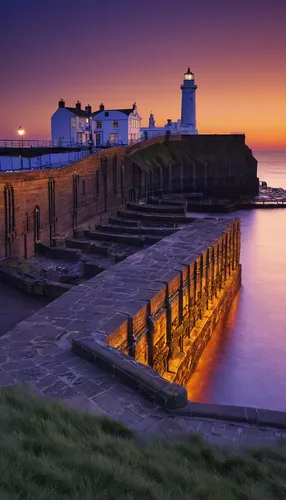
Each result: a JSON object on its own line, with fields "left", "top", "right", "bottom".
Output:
{"left": 0, "top": 215, "right": 241, "bottom": 409}
{"left": 0, "top": 134, "right": 255, "bottom": 262}
{"left": 71, "top": 217, "right": 241, "bottom": 398}
{"left": 130, "top": 134, "right": 258, "bottom": 198}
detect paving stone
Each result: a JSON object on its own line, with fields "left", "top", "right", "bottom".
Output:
{"left": 0, "top": 369, "right": 15, "bottom": 387}
{"left": 48, "top": 365, "right": 75, "bottom": 378}
{"left": 211, "top": 423, "right": 226, "bottom": 436}
{"left": 75, "top": 380, "right": 106, "bottom": 398}
{"left": 1, "top": 360, "right": 36, "bottom": 372}
{"left": 72, "top": 376, "right": 86, "bottom": 385}
{"left": 156, "top": 418, "right": 187, "bottom": 437}
{"left": 54, "top": 386, "right": 78, "bottom": 400}
{"left": 36, "top": 375, "right": 59, "bottom": 390}
{"left": 13, "top": 366, "right": 48, "bottom": 382}
{"left": 91, "top": 392, "right": 124, "bottom": 414}
{"left": 64, "top": 394, "right": 108, "bottom": 415}
{"left": 106, "top": 385, "right": 134, "bottom": 400}
{"left": 113, "top": 408, "right": 144, "bottom": 425}
{"left": 130, "top": 416, "right": 165, "bottom": 433}
{"left": 242, "top": 426, "right": 262, "bottom": 440}
{"left": 43, "top": 380, "right": 68, "bottom": 396}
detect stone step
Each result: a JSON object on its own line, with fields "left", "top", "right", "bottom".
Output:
{"left": 36, "top": 242, "right": 81, "bottom": 262}
{"left": 109, "top": 217, "right": 175, "bottom": 228}
{"left": 96, "top": 224, "right": 179, "bottom": 237}
{"left": 65, "top": 239, "right": 109, "bottom": 256}
{"left": 117, "top": 209, "right": 194, "bottom": 225}
{"left": 126, "top": 202, "right": 186, "bottom": 214}
{"left": 108, "top": 217, "right": 139, "bottom": 227}
{"left": 84, "top": 229, "right": 162, "bottom": 247}
{"left": 148, "top": 197, "right": 188, "bottom": 208}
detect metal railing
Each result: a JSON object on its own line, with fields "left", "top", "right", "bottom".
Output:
{"left": 0, "top": 149, "right": 92, "bottom": 172}
{"left": 0, "top": 139, "right": 90, "bottom": 148}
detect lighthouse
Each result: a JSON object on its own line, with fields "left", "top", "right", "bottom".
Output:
{"left": 180, "top": 68, "right": 198, "bottom": 133}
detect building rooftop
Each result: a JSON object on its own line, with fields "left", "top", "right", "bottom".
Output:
{"left": 93, "top": 108, "right": 134, "bottom": 117}
{"left": 65, "top": 107, "right": 90, "bottom": 118}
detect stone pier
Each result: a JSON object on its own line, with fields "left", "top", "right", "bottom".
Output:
{"left": 0, "top": 216, "right": 241, "bottom": 411}
{"left": 72, "top": 217, "right": 241, "bottom": 405}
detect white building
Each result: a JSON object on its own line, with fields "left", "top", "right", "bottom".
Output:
{"left": 140, "top": 68, "right": 198, "bottom": 139}
{"left": 51, "top": 100, "right": 93, "bottom": 145}
{"left": 91, "top": 103, "right": 142, "bottom": 146}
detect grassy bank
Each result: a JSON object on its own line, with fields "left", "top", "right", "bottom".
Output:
{"left": 0, "top": 385, "right": 286, "bottom": 500}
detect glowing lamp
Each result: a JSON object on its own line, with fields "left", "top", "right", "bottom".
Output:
{"left": 184, "top": 67, "right": 194, "bottom": 81}
{"left": 18, "top": 126, "right": 25, "bottom": 136}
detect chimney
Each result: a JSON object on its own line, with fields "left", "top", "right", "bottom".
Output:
{"left": 85, "top": 104, "right": 92, "bottom": 114}
{"left": 167, "top": 119, "right": 172, "bottom": 126}
{"left": 76, "top": 100, "right": 81, "bottom": 110}
{"left": 132, "top": 102, "right": 137, "bottom": 112}
{"left": 58, "top": 99, "right": 65, "bottom": 108}
{"left": 99, "top": 103, "right": 104, "bottom": 111}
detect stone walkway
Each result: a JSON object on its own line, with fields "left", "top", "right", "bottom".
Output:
{"left": 0, "top": 313, "right": 285, "bottom": 450}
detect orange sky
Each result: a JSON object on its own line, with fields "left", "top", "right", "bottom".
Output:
{"left": 1, "top": 0, "right": 285, "bottom": 150}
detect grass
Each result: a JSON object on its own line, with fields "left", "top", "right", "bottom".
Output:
{"left": 1, "top": 386, "right": 286, "bottom": 499}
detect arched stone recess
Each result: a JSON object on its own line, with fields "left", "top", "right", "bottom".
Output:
{"left": 4, "top": 183, "right": 15, "bottom": 258}
{"left": 33, "top": 205, "right": 40, "bottom": 252}
{"left": 48, "top": 177, "right": 56, "bottom": 246}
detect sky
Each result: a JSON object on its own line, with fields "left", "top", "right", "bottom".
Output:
{"left": 0, "top": 0, "right": 285, "bottom": 150}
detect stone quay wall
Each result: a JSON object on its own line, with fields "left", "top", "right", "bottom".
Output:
{"left": 0, "top": 134, "right": 256, "bottom": 263}
{"left": 0, "top": 216, "right": 241, "bottom": 409}
{"left": 73, "top": 217, "right": 241, "bottom": 394}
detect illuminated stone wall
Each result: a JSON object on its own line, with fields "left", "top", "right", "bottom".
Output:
{"left": 105, "top": 218, "right": 241, "bottom": 384}
{"left": 72, "top": 217, "right": 241, "bottom": 386}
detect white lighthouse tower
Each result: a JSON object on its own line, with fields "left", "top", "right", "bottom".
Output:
{"left": 180, "top": 67, "right": 198, "bottom": 134}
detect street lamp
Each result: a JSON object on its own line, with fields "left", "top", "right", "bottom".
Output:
{"left": 18, "top": 126, "right": 25, "bottom": 147}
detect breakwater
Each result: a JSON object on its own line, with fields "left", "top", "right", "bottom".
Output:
{"left": 71, "top": 216, "right": 241, "bottom": 407}
{"left": 0, "top": 134, "right": 256, "bottom": 263}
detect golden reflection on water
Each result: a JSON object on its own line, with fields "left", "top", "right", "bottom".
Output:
{"left": 185, "top": 155, "right": 286, "bottom": 411}
{"left": 186, "top": 293, "right": 240, "bottom": 402}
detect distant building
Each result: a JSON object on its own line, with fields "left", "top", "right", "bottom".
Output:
{"left": 51, "top": 100, "right": 93, "bottom": 145}
{"left": 140, "top": 68, "right": 198, "bottom": 139}
{"left": 91, "top": 103, "right": 142, "bottom": 146}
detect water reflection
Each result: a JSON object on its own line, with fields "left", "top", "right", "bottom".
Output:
{"left": 186, "top": 153, "right": 286, "bottom": 411}
{"left": 187, "top": 293, "right": 241, "bottom": 403}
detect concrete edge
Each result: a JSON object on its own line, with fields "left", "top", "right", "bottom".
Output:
{"left": 72, "top": 337, "right": 286, "bottom": 429}
{"left": 72, "top": 336, "right": 188, "bottom": 410}
{"left": 170, "top": 403, "right": 286, "bottom": 430}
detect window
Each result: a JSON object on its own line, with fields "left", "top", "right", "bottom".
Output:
{"left": 109, "top": 133, "right": 118, "bottom": 144}
{"left": 86, "top": 118, "right": 89, "bottom": 124}
{"left": 82, "top": 179, "right": 86, "bottom": 195}
{"left": 113, "top": 120, "right": 118, "bottom": 129}
{"left": 80, "top": 118, "right": 85, "bottom": 127}
{"left": 96, "top": 133, "right": 101, "bottom": 146}
{"left": 104, "top": 111, "right": 109, "bottom": 117}
{"left": 96, "top": 121, "right": 102, "bottom": 129}
{"left": 71, "top": 117, "right": 76, "bottom": 127}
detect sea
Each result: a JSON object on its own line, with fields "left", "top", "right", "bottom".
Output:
{"left": 186, "top": 151, "right": 286, "bottom": 412}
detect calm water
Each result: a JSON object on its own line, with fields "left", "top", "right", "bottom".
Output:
{"left": 187, "top": 151, "right": 286, "bottom": 411}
